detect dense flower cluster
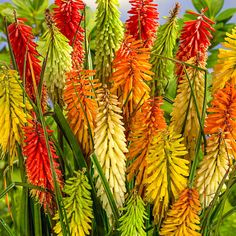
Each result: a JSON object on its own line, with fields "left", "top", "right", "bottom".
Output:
{"left": 94, "top": 86, "right": 128, "bottom": 218}
{"left": 176, "top": 9, "right": 214, "bottom": 80}
{"left": 160, "top": 188, "right": 201, "bottom": 236}
{"left": 8, "top": 18, "right": 46, "bottom": 106}
{"left": 54, "top": 0, "right": 85, "bottom": 68}
{"left": 4, "top": 2, "right": 236, "bottom": 235}
{"left": 127, "top": 98, "right": 166, "bottom": 194}
{"left": 0, "top": 68, "right": 31, "bottom": 158}
{"left": 64, "top": 70, "right": 100, "bottom": 157}
{"left": 23, "top": 117, "right": 63, "bottom": 211}
{"left": 111, "top": 35, "right": 153, "bottom": 121}
{"left": 126, "top": 0, "right": 159, "bottom": 47}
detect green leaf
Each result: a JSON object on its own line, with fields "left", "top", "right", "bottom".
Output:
{"left": 216, "top": 8, "right": 236, "bottom": 22}
{"left": 0, "top": 2, "right": 13, "bottom": 12}
{"left": 192, "top": 0, "right": 207, "bottom": 13}
{"left": 33, "top": 203, "right": 42, "bottom": 236}
{"left": 209, "top": 0, "right": 224, "bottom": 17}
{"left": 207, "top": 49, "right": 219, "bottom": 68}
{"left": 53, "top": 104, "right": 87, "bottom": 170}
{"left": 0, "top": 53, "right": 10, "bottom": 65}
{"left": 192, "top": 0, "right": 224, "bottom": 17}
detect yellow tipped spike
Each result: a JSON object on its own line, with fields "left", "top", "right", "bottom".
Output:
{"left": 212, "top": 27, "right": 236, "bottom": 93}
{"left": 0, "top": 68, "right": 31, "bottom": 159}
{"left": 171, "top": 57, "right": 205, "bottom": 159}
{"left": 145, "top": 127, "right": 189, "bottom": 224}
{"left": 196, "top": 134, "right": 232, "bottom": 206}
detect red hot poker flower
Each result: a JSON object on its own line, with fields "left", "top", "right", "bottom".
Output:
{"left": 127, "top": 98, "right": 166, "bottom": 194}
{"left": 204, "top": 83, "right": 236, "bottom": 153}
{"left": 54, "top": 0, "right": 85, "bottom": 68}
{"left": 176, "top": 9, "right": 215, "bottom": 80}
{"left": 126, "top": 0, "right": 159, "bottom": 48}
{"left": 23, "top": 117, "right": 63, "bottom": 211}
{"left": 8, "top": 19, "right": 44, "bottom": 103}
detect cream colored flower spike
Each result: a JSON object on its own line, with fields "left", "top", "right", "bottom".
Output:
{"left": 196, "top": 134, "right": 232, "bottom": 206}
{"left": 94, "top": 86, "right": 128, "bottom": 218}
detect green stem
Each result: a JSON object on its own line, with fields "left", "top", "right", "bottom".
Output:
{"left": 27, "top": 56, "right": 70, "bottom": 236}
{"left": 91, "top": 153, "right": 120, "bottom": 225}
{"left": 0, "top": 218, "right": 16, "bottom": 236}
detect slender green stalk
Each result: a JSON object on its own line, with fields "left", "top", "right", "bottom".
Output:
{"left": 91, "top": 153, "right": 120, "bottom": 225}
{"left": 140, "top": 51, "right": 208, "bottom": 72}
{"left": 51, "top": 133, "right": 73, "bottom": 176}
{"left": 17, "top": 144, "right": 30, "bottom": 236}
{"left": 53, "top": 105, "right": 108, "bottom": 235}
{"left": 0, "top": 218, "right": 16, "bottom": 236}
{"left": 38, "top": 42, "right": 50, "bottom": 100}
{"left": 183, "top": 65, "right": 207, "bottom": 187}
{"left": 83, "top": 7, "right": 88, "bottom": 69}
{"left": 33, "top": 204, "right": 43, "bottom": 236}
{"left": 27, "top": 55, "right": 70, "bottom": 236}
{"left": 53, "top": 104, "right": 87, "bottom": 169}
{"left": 4, "top": 17, "right": 17, "bottom": 71}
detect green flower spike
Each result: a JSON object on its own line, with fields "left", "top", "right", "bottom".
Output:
{"left": 94, "top": 0, "right": 124, "bottom": 84}
{"left": 151, "top": 3, "right": 180, "bottom": 95}
{"left": 118, "top": 193, "right": 148, "bottom": 236}
{"left": 53, "top": 170, "right": 93, "bottom": 236}
{"left": 38, "top": 9, "right": 72, "bottom": 105}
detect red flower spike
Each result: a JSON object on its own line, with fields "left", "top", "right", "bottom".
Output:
{"left": 8, "top": 19, "right": 46, "bottom": 107}
{"left": 54, "top": 0, "right": 85, "bottom": 69}
{"left": 126, "top": 0, "right": 159, "bottom": 48}
{"left": 176, "top": 9, "right": 215, "bottom": 80}
{"left": 23, "top": 117, "right": 63, "bottom": 211}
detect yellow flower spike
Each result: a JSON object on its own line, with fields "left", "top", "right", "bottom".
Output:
{"left": 53, "top": 170, "right": 93, "bottom": 236}
{"left": 212, "top": 27, "right": 236, "bottom": 93}
{"left": 160, "top": 188, "right": 202, "bottom": 236}
{"left": 145, "top": 127, "right": 189, "bottom": 224}
{"left": 0, "top": 68, "right": 31, "bottom": 160}
{"left": 170, "top": 57, "right": 205, "bottom": 159}
{"left": 94, "top": 86, "right": 128, "bottom": 218}
{"left": 196, "top": 133, "right": 232, "bottom": 207}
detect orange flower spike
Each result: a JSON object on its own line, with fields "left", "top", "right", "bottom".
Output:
{"left": 23, "top": 117, "right": 63, "bottom": 211}
{"left": 111, "top": 35, "right": 153, "bottom": 121}
{"left": 64, "top": 70, "right": 100, "bottom": 157}
{"left": 160, "top": 188, "right": 202, "bottom": 236}
{"left": 205, "top": 83, "right": 236, "bottom": 137}
{"left": 127, "top": 98, "right": 166, "bottom": 193}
